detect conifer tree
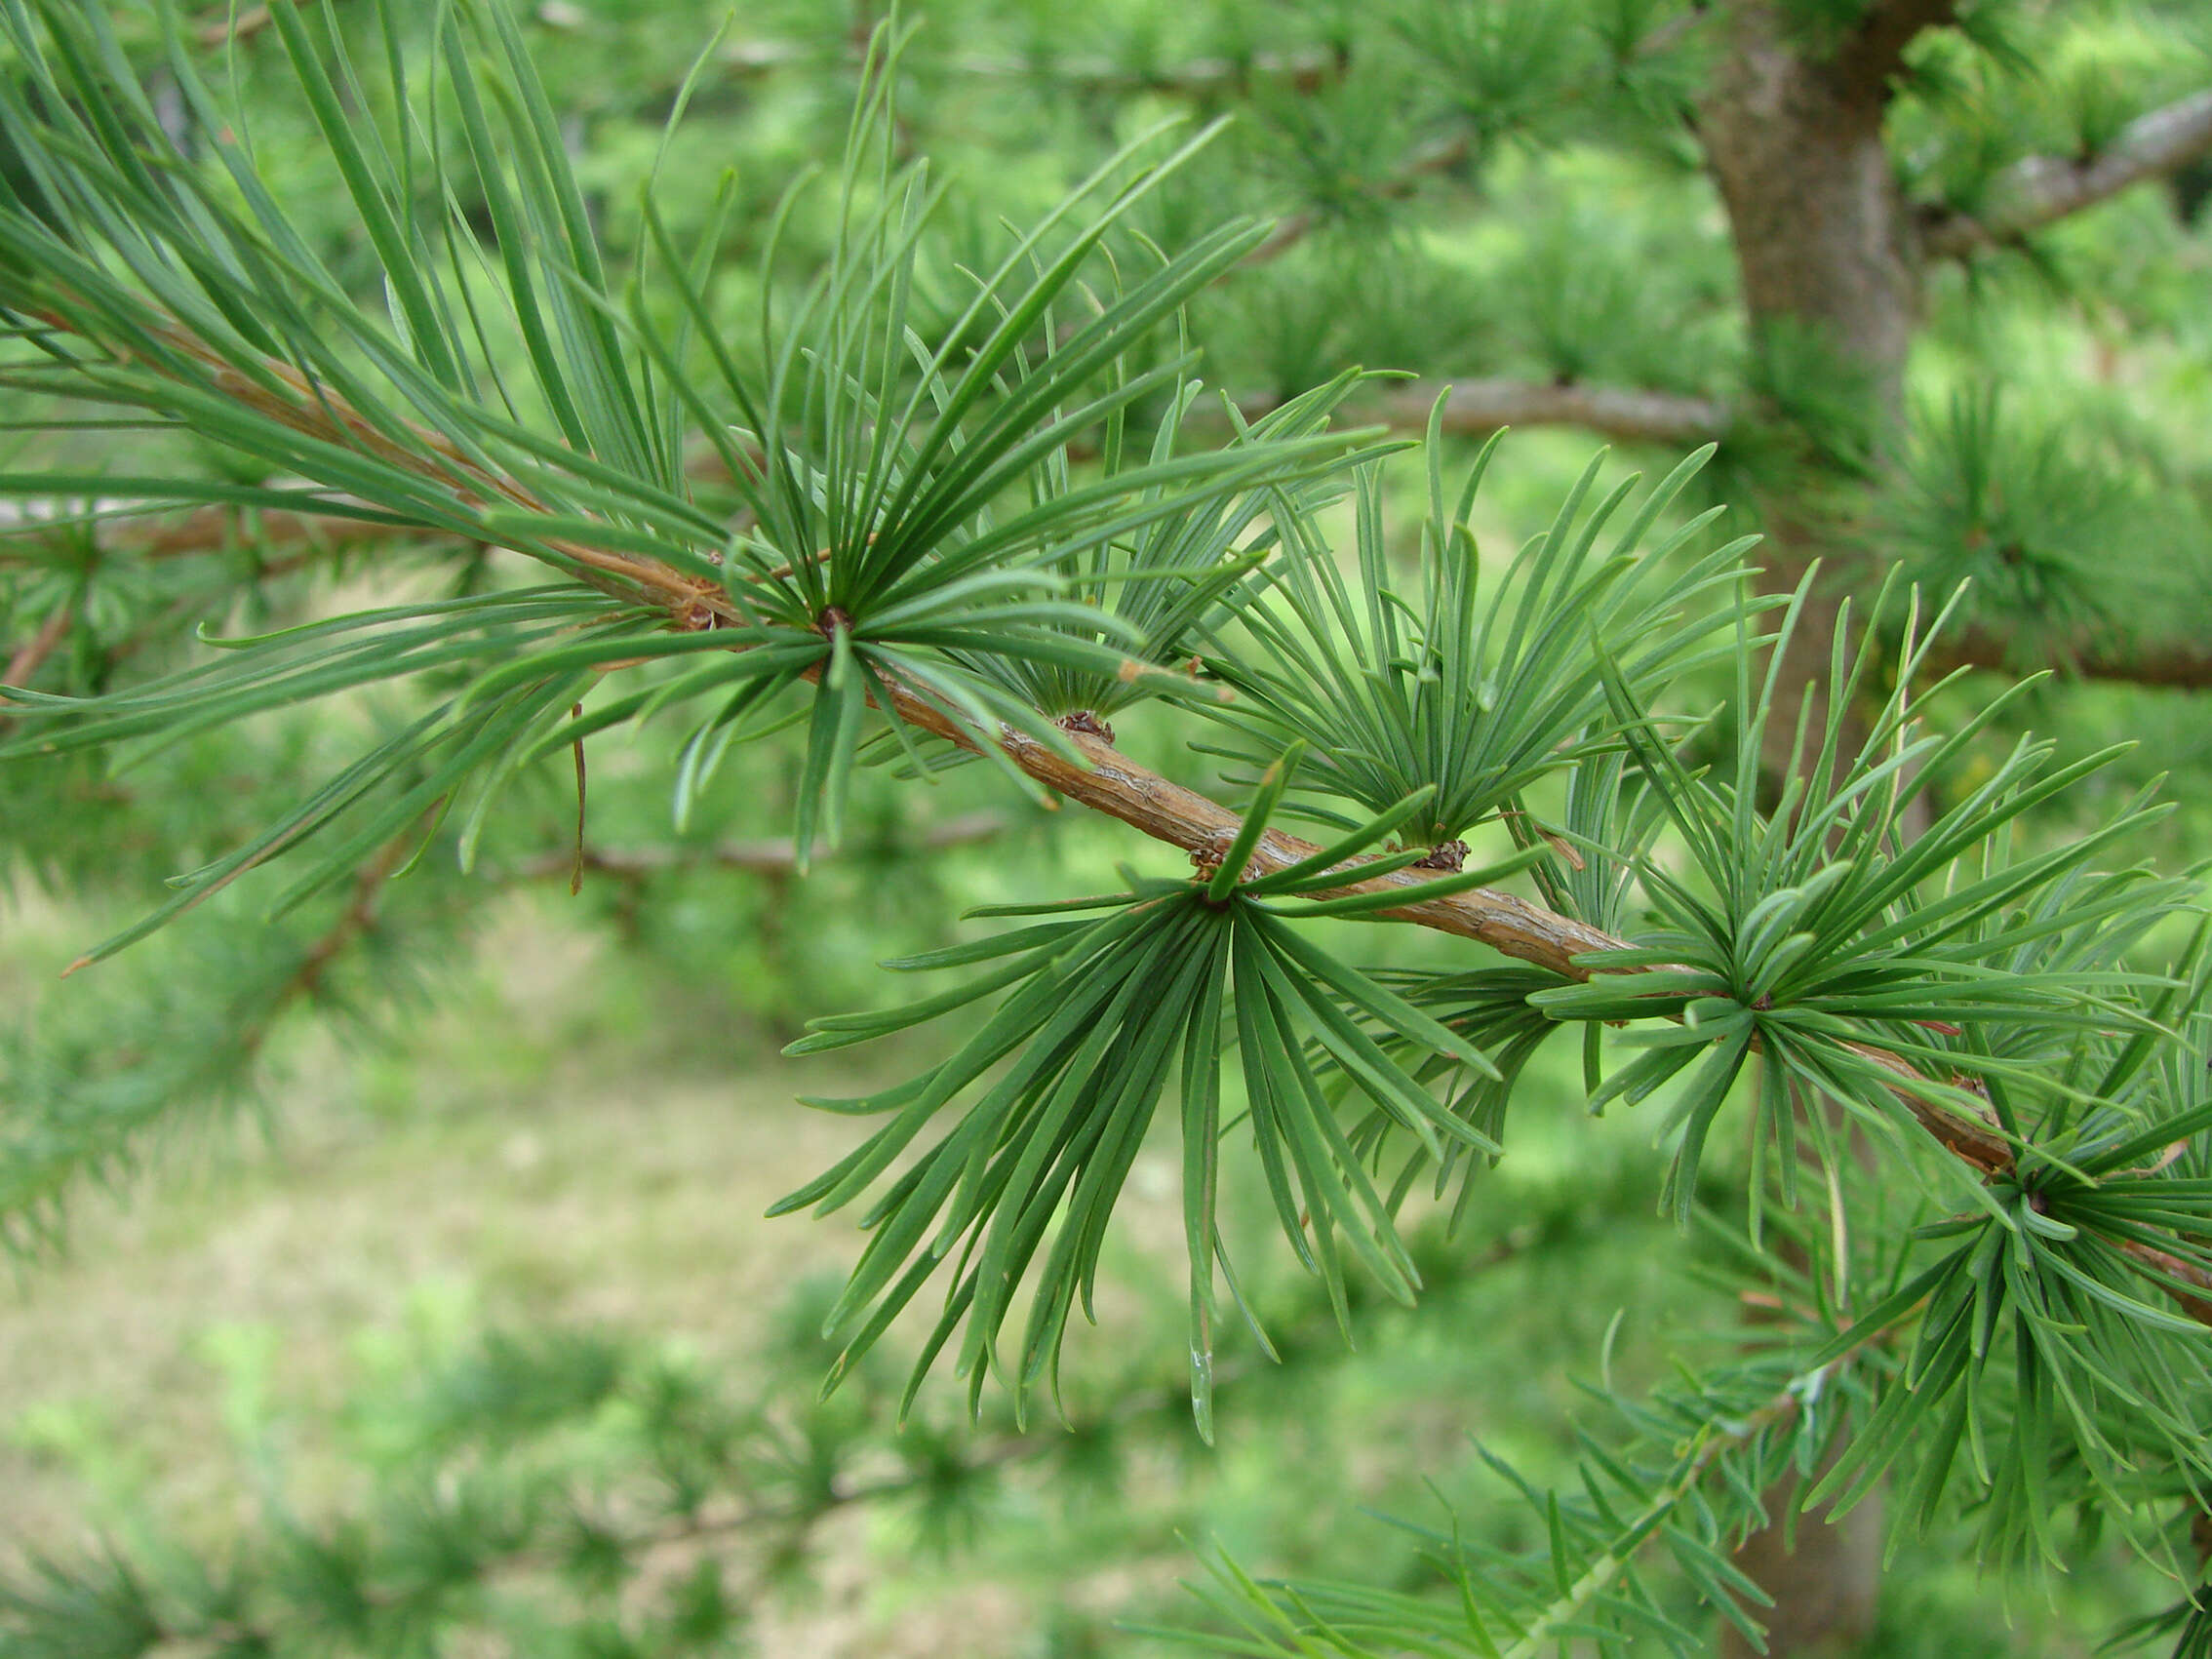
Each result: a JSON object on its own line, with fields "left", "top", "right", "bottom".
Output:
{"left": 3, "top": 2, "right": 2211, "bottom": 1655}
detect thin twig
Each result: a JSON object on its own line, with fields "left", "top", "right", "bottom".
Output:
{"left": 247, "top": 829, "right": 415, "bottom": 1029}
{"left": 717, "top": 38, "right": 1350, "bottom": 97}
{"left": 1241, "top": 134, "right": 1472, "bottom": 268}
{"left": 22, "top": 309, "right": 2207, "bottom": 1324}
{"left": 196, "top": 4, "right": 274, "bottom": 49}
{"left": 0, "top": 494, "right": 435, "bottom": 566}
{"left": 1501, "top": 1375, "right": 1814, "bottom": 1659}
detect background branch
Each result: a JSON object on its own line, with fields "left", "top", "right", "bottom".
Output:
{"left": 1240, "top": 135, "right": 1473, "bottom": 267}
{"left": 1914, "top": 625, "right": 2212, "bottom": 691}
{"left": 1234, "top": 376, "right": 1732, "bottom": 445}
{"left": 712, "top": 38, "right": 1350, "bottom": 97}
{"left": 194, "top": 2, "right": 273, "bottom": 48}
{"left": 0, "top": 493, "right": 432, "bottom": 560}
{"left": 1921, "top": 87, "right": 2212, "bottom": 257}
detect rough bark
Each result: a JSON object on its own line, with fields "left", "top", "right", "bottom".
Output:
{"left": 1700, "top": 8, "right": 1928, "bottom": 408}
{"left": 1698, "top": 0, "right": 1935, "bottom": 786}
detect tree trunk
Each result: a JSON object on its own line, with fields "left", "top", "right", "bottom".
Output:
{"left": 1697, "top": 4, "right": 1948, "bottom": 1649}
{"left": 1699, "top": 1, "right": 1932, "bottom": 784}
{"left": 1725, "top": 1455, "right": 1888, "bottom": 1658}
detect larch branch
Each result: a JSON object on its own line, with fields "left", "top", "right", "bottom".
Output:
{"left": 19, "top": 309, "right": 2205, "bottom": 1329}
{"left": 0, "top": 493, "right": 448, "bottom": 566}
{"left": 1240, "top": 135, "right": 1472, "bottom": 267}
{"left": 3, "top": 602, "right": 71, "bottom": 691}
{"left": 1921, "top": 88, "right": 2212, "bottom": 258}
{"left": 1238, "top": 10, "right": 1709, "bottom": 270}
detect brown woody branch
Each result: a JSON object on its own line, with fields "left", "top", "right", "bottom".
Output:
{"left": 1235, "top": 376, "right": 1733, "bottom": 447}
{"left": 1835, "top": 0, "right": 1961, "bottom": 107}
{"left": 1914, "top": 625, "right": 2212, "bottom": 692}
{"left": 21, "top": 309, "right": 2207, "bottom": 1326}
{"left": 2130, "top": 1244, "right": 2212, "bottom": 1328}
{"left": 212, "top": 829, "right": 416, "bottom": 1064}
{"left": 714, "top": 38, "right": 1349, "bottom": 98}
{"left": 1921, "top": 88, "right": 2212, "bottom": 258}
{"left": 269, "top": 837, "right": 408, "bottom": 1012}
{"left": 845, "top": 668, "right": 2019, "bottom": 1174}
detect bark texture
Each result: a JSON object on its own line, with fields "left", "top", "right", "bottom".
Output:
{"left": 1700, "top": 10, "right": 1924, "bottom": 408}
{"left": 1698, "top": 1, "right": 1935, "bottom": 787}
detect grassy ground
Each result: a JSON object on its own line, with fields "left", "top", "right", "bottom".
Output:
{"left": 0, "top": 871, "right": 1658, "bottom": 1653}
{"left": 1, "top": 896, "right": 899, "bottom": 1630}
{"left": 0, "top": 881, "right": 2173, "bottom": 1657}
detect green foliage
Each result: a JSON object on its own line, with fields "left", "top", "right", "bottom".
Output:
{"left": 3, "top": 1, "right": 2211, "bottom": 1656}
{"left": 0, "top": 0, "right": 1357, "bottom": 883}
{"left": 1173, "top": 1345, "right": 1860, "bottom": 1657}
{"left": 775, "top": 770, "right": 1541, "bottom": 1438}
{"left": 1198, "top": 417, "right": 1754, "bottom": 843}
{"left": 1540, "top": 577, "right": 2187, "bottom": 1219}
{"left": 1875, "top": 390, "right": 2212, "bottom": 663}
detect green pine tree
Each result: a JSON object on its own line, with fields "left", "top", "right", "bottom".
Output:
{"left": 4, "top": 1, "right": 2212, "bottom": 1654}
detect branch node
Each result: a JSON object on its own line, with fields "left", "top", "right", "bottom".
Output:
{"left": 1410, "top": 839, "right": 1469, "bottom": 872}
{"left": 1055, "top": 709, "right": 1114, "bottom": 745}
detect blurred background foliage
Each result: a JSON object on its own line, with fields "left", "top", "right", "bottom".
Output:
{"left": 3, "top": 0, "right": 2212, "bottom": 1654}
